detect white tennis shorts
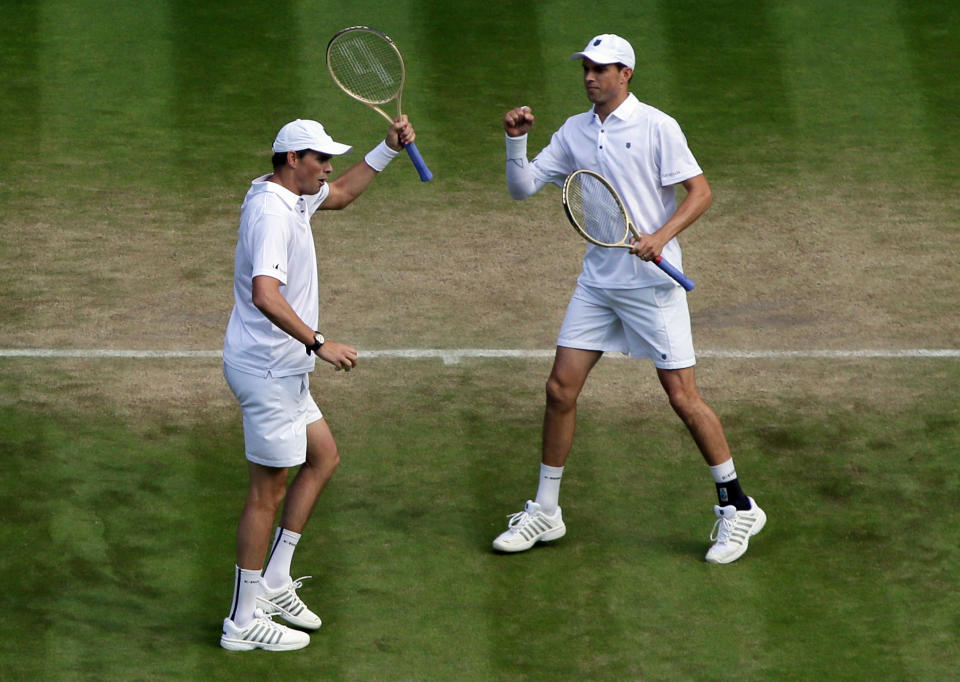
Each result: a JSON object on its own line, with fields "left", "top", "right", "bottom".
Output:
{"left": 557, "top": 282, "right": 696, "bottom": 369}
{"left": 223, "top": 364, "right": 323, "bottom": 468}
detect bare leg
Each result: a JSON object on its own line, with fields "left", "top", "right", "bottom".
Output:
{"left": 236, "top": 463, "right": 289, "bottom": 569}
{"left": 656, "top": 366, "right": 732, "bottom": 466}
{"left": 280, "top": 418, "right": 340, "bottom": 534}
{"left": 541, "top": 347, "right": 603, "bottom": 467}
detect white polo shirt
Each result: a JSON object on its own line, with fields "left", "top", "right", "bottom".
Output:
{"left": 223, "top": 176, "right": 330, "bottom": 377}
{"left": 519, "top": 93, "right": 703, "bottom": 289}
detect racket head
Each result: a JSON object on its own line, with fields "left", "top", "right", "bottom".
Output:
{"left": 326, "top": 26, "right": 406, "bottom": 107}
{"left": 562, "top": 169, "right": 632, "bottom": 247}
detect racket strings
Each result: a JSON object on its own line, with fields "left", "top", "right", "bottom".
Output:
{"left": 328, "top": 32, "right": 403, "bottom": 104}
{"left": 568, "top": 174, "right": 629, "bottom": 245}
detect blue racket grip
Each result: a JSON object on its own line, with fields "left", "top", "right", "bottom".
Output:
{"left": 654, "top": 256, "right": 695, "bottom": 291}
{"left": 404, "top": 142, "right": 433, "bottom": 182}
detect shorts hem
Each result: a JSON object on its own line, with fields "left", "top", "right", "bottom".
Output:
{"left": 651, "top": 357, "right": 697, "bottom": 370}
{"left": 556, "top": 339, "right": 620, "bottom": 354}
{"left": 245, "top": 452, "right": 307, "bottom": 469}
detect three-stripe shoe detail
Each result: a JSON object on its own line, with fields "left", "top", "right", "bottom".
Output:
{"left": 220, "top": 609, "right": 310, "bottom": 651}
{"left": 241, "top": 619, "right": 283, "bottom": 646}
{"left": 492, "top": 500, "right": 566, "bottom": 553}
{"left": 515, "top": 514, "right": 554, "bottom": 542}
{"left": 705, "top": 497, "right": 766, "bottom": 564}
{"left": 257, "top": 577, "right": 322, "bottom": 630}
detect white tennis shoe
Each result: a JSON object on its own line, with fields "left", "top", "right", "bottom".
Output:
{"left": 257, "top": 576, "right": 322, "bottom": 630}
{"left": 705, "top": 497, "right": 766, "bottom": 564}
{"left": 220, "top": 608, "right": 310, "bottom": 651}
{"left": 492, "top": 500, "right": 566, "bottom": 552}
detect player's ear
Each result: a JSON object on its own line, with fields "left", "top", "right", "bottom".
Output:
{"left": 287, "top": 150, "right": 299, "bottom": 168}
{"left": 620, "top": 66, "right": 633, "bottom": 83}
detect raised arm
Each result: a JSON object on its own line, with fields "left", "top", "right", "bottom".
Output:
{"left": 504, "top": 106, "right": 544, "bottom": 200}
{"left": 322, "top": 115, "right": 416, "bottom": 210}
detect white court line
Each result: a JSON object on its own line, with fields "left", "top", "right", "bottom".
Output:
{"left": 1, "top": 348, "right": 958, "bottom": 365}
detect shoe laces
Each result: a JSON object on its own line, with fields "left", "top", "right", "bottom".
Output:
{"left": 259, "top": 576, "right": 313, "bottom": 615}
{"left": 267, "top": 575, "right": 312, "bottom": 595}
{"left": 289, "top": 576, "right": 312, "bottom": 591}
{"left": 285, "top": 576, "right": 312, "bottom": 605}
{"left": 251, "top": 607, "right": 281, "bottom": 627}
{"left": 710, "top": 515, "right": 734, "bottom": 545}
{"left": 506, "top": 509, "right": 534, "bottom": 530}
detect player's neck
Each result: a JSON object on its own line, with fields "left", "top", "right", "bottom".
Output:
{"left": 595, "top": 91, "right": 629, "bottom": 123}
{"left": 267, "top": 170, "right": 301, "bottom": 196}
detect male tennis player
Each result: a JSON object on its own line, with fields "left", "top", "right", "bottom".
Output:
{"left": 220, "top": 116, "right": 416, "bottom": 651}
{"left": 492, "top": 34, "right": 765, "bottom": 563}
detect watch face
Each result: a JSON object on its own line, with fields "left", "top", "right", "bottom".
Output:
{"left": 315, "top": 333, "right": 325, "bottom": 346}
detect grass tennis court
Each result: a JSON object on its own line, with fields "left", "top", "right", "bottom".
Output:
{"left": 1, "top": 0, "right": 958, "bottom": 680}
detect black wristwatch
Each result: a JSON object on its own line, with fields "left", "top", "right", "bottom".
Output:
{"left": 305, "top": 332, "right": 325, "bottom": 355}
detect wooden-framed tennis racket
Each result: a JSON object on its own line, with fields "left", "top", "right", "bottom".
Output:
{"left": 326, "top": 26, "right": 433, "bottom": 182}
{"left": 562, "top": 169, "right": 695, "bottom": 291}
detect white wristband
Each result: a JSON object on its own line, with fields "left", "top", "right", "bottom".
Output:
{"left": 505, "top": 133, "right": 528, "bottom": 161}
{"left": 364, "top": 141, "right": 400, "bottom": 172}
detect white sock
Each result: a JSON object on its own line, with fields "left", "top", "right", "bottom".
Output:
{"left": 262, "top": 527, "right": 301, "bottom": 591}
{"left": 228, "top": 566, "right": 262, "bottom": 628}
{"left": 534, "top": 463, "right": 564, "bottom": 515}
{"left": 709, "top": 458, "right": 737, "bottom": 484}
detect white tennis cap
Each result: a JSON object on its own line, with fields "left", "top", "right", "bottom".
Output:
{"left": 272, "top": 119, "right": 352, "bottom": 155}
{"left": 570, "top": 34, "right": 636, "bottom": 70}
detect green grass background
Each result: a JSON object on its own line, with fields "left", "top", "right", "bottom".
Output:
{"left": 1, "top": 0, "right": 959, "bottom": 680}
{"left": 1, "top": 359, "right": 958, "bottom": 680}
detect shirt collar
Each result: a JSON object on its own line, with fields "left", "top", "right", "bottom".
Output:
{"left": 591, "top": 92, "right": 640, "bottom": 123}
{"left": 251, "top": 174, "right": 303, "bottom": 210}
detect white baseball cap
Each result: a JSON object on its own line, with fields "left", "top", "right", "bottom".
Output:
{"left": 272, "top": 119, "right": 352, "bottom": 155}
{"left": 570, "top": 34, "right": 636, "bottom": 70}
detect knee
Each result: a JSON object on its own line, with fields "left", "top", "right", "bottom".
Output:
{"left": 323, "top": 449, "right": 340, "bottom": 476}
{"left": 249, "top": 479, "right": 287, "bottom": 513}
{"left": 665, "top": 384, "right": 702, "bottom": 420}
{"left": 306, "top": 446, "right": 340, "bottom": 478}
{"left": 545, "top": 375, "right": 578, "bottom": 412}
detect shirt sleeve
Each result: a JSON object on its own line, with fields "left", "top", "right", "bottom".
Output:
{"left": 505, "top": 128, "right": 575, "bottom": 199}
{"left": 247, "top": 208, "right": 290, "bottom": 285}
{"left": 529, "top": 129, "right": 575, "bottom": 188}
{"left": 657, "top": 116, "right": 702, "bottom": 187}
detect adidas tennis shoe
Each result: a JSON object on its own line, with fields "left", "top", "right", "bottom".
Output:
{"left": 705, "top": 497, "right": 766, "bottom": 564}
{"left": 492, "top": 500, "right": 566, "bottom": 552}
{"left": 257, "top": 576, "right": 322, "bottom": 630}
{"left": 220, "top": 609, "right": 310, "bottom": 651}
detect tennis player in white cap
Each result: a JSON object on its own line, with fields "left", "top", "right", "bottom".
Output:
{"left": 220, "top": 115, "right": 415, "bottom": 651}
{"left": 493, "top": 34, "right": 766, "bottom": 564}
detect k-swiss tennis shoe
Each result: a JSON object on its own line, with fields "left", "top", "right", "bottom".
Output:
{"left": 220, "top": 609, "right": 310, "bottom": 651}
{"left": 705, "top": 497, "right": 766, "bottom": 564}
{"left": 492, "top": 500, "right": 566, "bottom": 552}
{"left": 257, "top": 576, "right": 322, "bottom": 630}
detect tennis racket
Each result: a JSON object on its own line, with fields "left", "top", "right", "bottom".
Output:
{"left": 562, "top": 169, "right": 695, "bottom": 291}
{"left": 326, "top": 26, "right": 433, "bottom": 182}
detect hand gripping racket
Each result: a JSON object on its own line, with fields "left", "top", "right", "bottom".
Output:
{"left": 326, "top": 26, "right": 433, "bottom": 182}
{"left": 562, "top": 169, "right": 695, "bottom": 291}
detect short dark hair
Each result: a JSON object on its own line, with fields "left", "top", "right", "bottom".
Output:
{"left": 272, "top": 149, "right": 309, "bottom": 170}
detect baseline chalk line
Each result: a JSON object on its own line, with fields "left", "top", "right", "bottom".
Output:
{"left": 1, "top": 348, "right": 958, "bottom": 365}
